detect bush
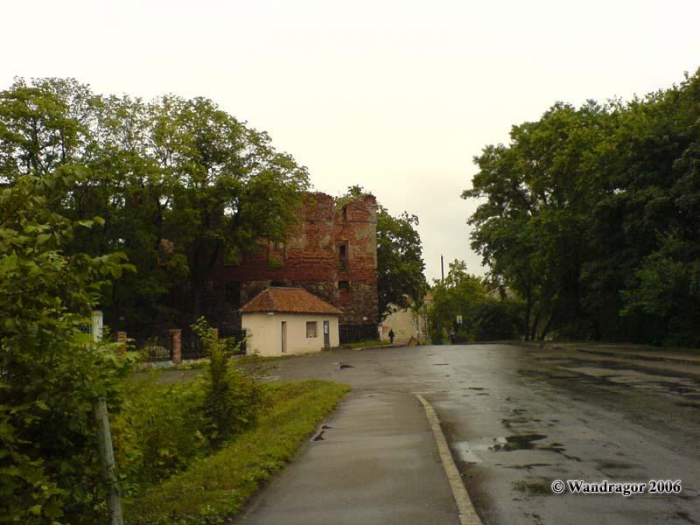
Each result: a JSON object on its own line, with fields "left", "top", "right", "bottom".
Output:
{"left": 124, "top": 380, "right": 350, "bottom": 524}
{"left": 192, "top": 318, "right": 263, "bottom": 445}
{"left": 0, "top": 174, "right": 133, "bottom": 524}
{"left": 473, "top": 299, "right": 524, "bottom": 341}
{"left": 112, "top": 375, "right": 210, "bottom": 497}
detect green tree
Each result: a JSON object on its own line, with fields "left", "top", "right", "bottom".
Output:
{"left": 377, "top": 208, "right": 426, "bottom": 318}
{"left": 465, "top": 101, "right": 614, "bottom": 340}
{"left": 0, "top": 79, "right": 311, "bottom": 331}
{"left": 0, "top": 171, "right": 130, "bottom": 523}
{"left": 429, "top": 261, "right": 486, "bottom": 342}
{"left": 464, "top": 69, "right": 700, "bottom": 345}
{"left": 153, "top": 96, "right": 310, "bottom": 321}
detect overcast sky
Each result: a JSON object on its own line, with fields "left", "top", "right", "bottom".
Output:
{"left": 2, "top": 0, "right": 699, "bottom": 281}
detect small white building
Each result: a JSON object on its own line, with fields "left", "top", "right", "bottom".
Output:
{"left": 240, "top": 287, "right": 342, "bottom": 356}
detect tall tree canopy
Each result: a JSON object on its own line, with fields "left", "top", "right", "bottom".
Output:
{"left": 376, "top": 208, "right": 426, "bottom": 318}
{"left": 0, "top": 170, "right": 130, "bottom": 523}
{"left": 464, "top": 70, "right": 700, "bottom": 345}
{"left": 0, "top": 78, "right": 310, "bottom": 329}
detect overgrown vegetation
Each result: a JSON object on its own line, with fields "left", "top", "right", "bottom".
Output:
{"left": 0, "top": 172, "right": 132, "bottom": 523}
{"left": 112, "top": 325, "right": 264, "bottom": 501}
{"left": 464, "top": 69, "right": 700, "bottom": 346}
{"left": 0, "top": 77, "right": 310, "bottom": 333}
{"left": 0, "top": 80, "right": 312, "bottom": 523}
{"left": 191, "top": 318, "right": 263, "bottom": 445}
{"left": 343, "top": 339, "right": 392, "bottom": 349}
{"left": 429, "top": 260, "right": 522, "bottom": 343}
{"left": 123, "top": 380, "right": 350, "bottom": 525}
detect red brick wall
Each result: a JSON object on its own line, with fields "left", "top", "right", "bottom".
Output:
{"left": 213, "top": 192, "right": 378, "bottom": 324}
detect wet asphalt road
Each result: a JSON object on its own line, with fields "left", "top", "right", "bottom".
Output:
{"left": 252, "top": 343, "right": 700, "bottom": 525}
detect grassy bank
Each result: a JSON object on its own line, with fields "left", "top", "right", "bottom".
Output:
{"left": 343, "top": 339, "right": 392, "bottom": 349}
{"left": 123, "top": 380, "right": 350, "bottom": 524}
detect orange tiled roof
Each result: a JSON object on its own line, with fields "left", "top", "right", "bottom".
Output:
{"left": 240, "top": 288, "right": 343, "bottom": 315}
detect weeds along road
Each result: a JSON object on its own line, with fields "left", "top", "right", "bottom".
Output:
{"left": 163, "top": 344, "right": 700, "bottom": 524}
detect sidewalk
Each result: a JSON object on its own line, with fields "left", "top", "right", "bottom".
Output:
{"left": 236, "top": 391, "right": 463, "bottom": 525}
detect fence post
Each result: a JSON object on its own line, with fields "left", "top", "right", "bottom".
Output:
{"left": 91, "top": 310, "right": 103, "bottom": 342}
{"left": 170, "top": 329, "right": 182, "bottom": 365}
{"left": 116, "top": 331, "right": 127, "bottom": 361}
{"left": 90, "top": 311, "right": 123, "bottom": 525}
{"left": 210, "top": 328, "right": 219, "bottom": 353}
{"left": 94, "top": 398, "right": 123, "bottom": 525}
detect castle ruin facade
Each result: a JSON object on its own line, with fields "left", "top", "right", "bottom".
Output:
{"left": 213, "top": 192, "right": 379, "bottom": 329}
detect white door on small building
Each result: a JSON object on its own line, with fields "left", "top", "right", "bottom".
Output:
{"left": 323, "top": 320, "right": 330, "bottom": 349}
{"left": 281, "top": 321, "right": 287, "bottom": 353}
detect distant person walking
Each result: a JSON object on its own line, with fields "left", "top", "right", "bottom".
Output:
{"left": 449, "top": 330, "right": 456, "bottom": 344}
{"left": 388, "top": 329, "right": 395, "bottom": 344}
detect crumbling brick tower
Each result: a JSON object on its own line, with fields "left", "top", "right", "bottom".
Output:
{"left": 213, "top": 192, "right": 379, "bottom": 328}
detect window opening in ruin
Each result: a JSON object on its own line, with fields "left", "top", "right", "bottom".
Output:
{"left": 338, "top": 242, "right": 348, "bottom": 271}
{"left": 225, "top": 282, "right": 241, "bottom": 308}
{"left": 338, "top": 280, "right": 350, "bottom": 293}
{"left": 306, "top": 321, "right": 318, "bottom": 338}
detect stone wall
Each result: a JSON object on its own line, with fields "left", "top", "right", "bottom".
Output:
{"left": 213, "top": 192, "right": 379, "bottom": 325}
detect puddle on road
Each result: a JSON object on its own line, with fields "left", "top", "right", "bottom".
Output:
{"left": 490, "top": 434, "right": 547, "bottom": 451}
{"left": 505, "top": 463, "right": 553, "bottom": 470}
{"left": 500, "top": 417, "right": 531, "bottom": 431}
{"left": 512, "top": 479, "right": 551, "bottom": 496}
{"left": 597, "top": 460, "right": 636, "bottom": 470}
{"left": 452, "top": 440, "right": 483, "bottom": 463}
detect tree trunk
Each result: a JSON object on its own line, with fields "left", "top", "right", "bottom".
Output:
{"left": 531, "top": 307, "right": 542, "bottom": 343}
{"left": 524, "top": 292, "right": 532, "bottom": 341}
{"left": 538, "top": 316, "right": 554, "bottom": 342}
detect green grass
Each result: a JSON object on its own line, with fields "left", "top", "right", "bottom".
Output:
{"left": 233, "top": 353, "right": 298, "bottom": 366}
{"left": 342, "top": 339, "right": 391, "bottom": 349}
{"left": 123, "top": 380, "right": 350, "bottom": 525}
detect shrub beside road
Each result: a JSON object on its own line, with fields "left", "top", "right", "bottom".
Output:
{"left": 122, "top": 378, "right": 350, "bottom": 524}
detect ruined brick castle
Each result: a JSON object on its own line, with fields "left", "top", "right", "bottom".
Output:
{"left": 212, "top": 192, "right": 379, "bottom": 329}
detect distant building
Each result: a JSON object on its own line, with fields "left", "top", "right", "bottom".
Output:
{"left": 379, "top": 294, "right": 432, "bottom": 345}
{"left": 240, "top": 287, "right": 341, "bottom": 356}
{"left": 212, "top": 192, "right": 379, "bottom": 333}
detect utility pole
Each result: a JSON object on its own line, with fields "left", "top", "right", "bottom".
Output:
{"left": 441, "top": 255, "right": 445, "bottom": 283}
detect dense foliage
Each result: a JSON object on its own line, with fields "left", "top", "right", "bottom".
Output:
{"left": 464, "top": 70, "right": 700, "bottom": 345}
{"left": 377, "top": 207, "right": 427, "bottom": 318}
{"left": 0, "top": 77, "right": 310, "bottom": 331}
{"left": 0, "top": 78, "right": 309, "bottom": 523}
{"left": 0, "top": 172, "right": 131, "bottom": 523}
{"left": 191, "top": 318, "right": 262, "bottom": 444}
{"left": 429, "top": 260, "right": 522, "bottom": 343}
{"left": 124, "top": 380, "right": 350, "bottom": 525}
{"left": 113, "top": 342, "right": 262, "bottom": 502}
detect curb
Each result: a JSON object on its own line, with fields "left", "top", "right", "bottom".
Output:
{"left": 574, "top": 348, "right": 700, "bottom": 366}
{"left": 415, "top": 394, "right": 483, "bottom": 525}
{"left": 507, "top": 341, "right": 700, "bottom": 366}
